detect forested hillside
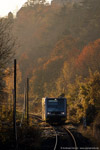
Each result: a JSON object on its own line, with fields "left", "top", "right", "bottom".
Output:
{"left": 3, "top": 0, "right": 100, "bottom": 144}
{"left": 1, "top": 0, "right": 100, "bottom": 149}
{"left": 12, "top": 0, "right": 100, "bottom": 94}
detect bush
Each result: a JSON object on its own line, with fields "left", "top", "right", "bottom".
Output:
{"left": 86, "top": 104, "right": 96, "bottom": 125}
{"left": 93, "top": 113, "right": 100, "bottom": 143}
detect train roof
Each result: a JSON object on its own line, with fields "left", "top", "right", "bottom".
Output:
{"left": 42, "top": 97, "right": 66, "bottom": 100}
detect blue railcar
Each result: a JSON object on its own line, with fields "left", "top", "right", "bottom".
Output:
{"left": 42, "top": 97, "right": 67, "bottom": 123}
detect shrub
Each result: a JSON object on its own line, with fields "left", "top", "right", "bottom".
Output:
{"left": 93, "top": 113, "right": 100, "bottom": 143}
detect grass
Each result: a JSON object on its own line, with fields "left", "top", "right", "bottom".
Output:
{"left": 78, "top": 124, "right": 100, "bottom": 148}
{"left": 0, "top": 111, "right": 42, "bottom": 150}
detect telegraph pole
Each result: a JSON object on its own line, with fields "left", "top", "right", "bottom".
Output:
{"left": 26, "top": 78, "right": 29, "bottom": 125}
{"left": 24, "top": 86, "right": 26, "bottom": 117}
{"left": 13, "top": 59, "right": 17, "bottom": 142}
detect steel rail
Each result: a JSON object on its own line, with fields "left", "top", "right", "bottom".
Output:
{"left": 28, "top": 115, "right": 78, "bottom": 150}
{"left": 63, "top": 126, "right": 78, "bottom": 150}
{"left": 45, "top": 124, "right": 58, "bottom": 150}
{"left": 28, "top": 115, "right": 58, "bottom": 150}
{"left": 52, "top": 126, "right": 58, "bottom": 150}
{"left": 29, "top": 114, "right": 42, "bottom": 121}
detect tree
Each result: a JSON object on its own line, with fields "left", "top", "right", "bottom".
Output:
{"left": 4, "top": 64, "right": 22, "bottom": 111}
{"left": 26, "top": 0, "right": 46, "bottom": 7}
{"left": 66, "top": 76, "right": 83, "bottom": 122}
{"left": 51, "top": 35, "right": 79, "bottom": 59}
{"left": 77, "top": 71, "right": 100, "bottom": 124}
{"left": 55, "top": 60, "right": 75, "bottom": 96}
{"left": 75, "top": 39, "right": 100, "bottom": 77}
{"left": 0, "top": 18, "right": 15, "bottom": 100}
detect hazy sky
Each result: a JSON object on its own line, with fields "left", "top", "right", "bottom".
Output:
{"left": 0, "top": 0, "right": 51, "bottom": 17}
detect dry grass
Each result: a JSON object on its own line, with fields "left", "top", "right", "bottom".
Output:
{"left": 0, "top": 111, "right": 42, "bottom": 150}
{"left": 78, "top": 124, "right": 100, "bottom": 148}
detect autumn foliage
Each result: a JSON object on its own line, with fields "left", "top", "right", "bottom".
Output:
{"left": 1, "top": 0, "right": 100, "bottom": 146}
{"left": 75, "top": 39, "right": 100, "bottom": 77}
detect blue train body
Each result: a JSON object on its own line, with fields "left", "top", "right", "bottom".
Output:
{"left": 42, "top": 97, "right": 67, "bottom": 123}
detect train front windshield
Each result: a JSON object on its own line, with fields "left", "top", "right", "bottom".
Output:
{"left": 47, "top": 99, "right": 64, "bottom": 112}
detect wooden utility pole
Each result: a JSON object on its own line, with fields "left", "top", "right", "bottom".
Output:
{"left": 13, "top": 59, "right": 17, "bottom": 142}
{"left": 24, "top": 86, "right": 26, "bottom": 117}
{"left": 26, "top": 78, "right": 29, "bottom": 124}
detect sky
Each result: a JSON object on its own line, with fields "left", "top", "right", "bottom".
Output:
{"left": 0, "top": 0, "right": 51, "bottom": 17}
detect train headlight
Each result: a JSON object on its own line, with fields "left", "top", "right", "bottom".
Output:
{"left": 61, "top": 112, "right": 64, "bottom": 114}
{"left": 47, "top": 112, "right": 51, "bottom": 114}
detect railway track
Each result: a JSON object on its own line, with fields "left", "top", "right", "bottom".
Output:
{"left": 28, "top": 114, "right": 93, "bottom": 150}
{"left": 29, "top": 114, "right": 78, "bottom": 150}
{"left": 64, "top": 126, "right": 78, "bottom": 149}
{"left": 40, "top": 123, "right": 78, "bottom": 150}
{"left": 29, "top": 114, "right": 42, "bottom": 121}
{"left": 52, "top": 125, "right": 77, "bottom": 150}
{"left": 28, "top": 113, "right": 43, "bottom": 125}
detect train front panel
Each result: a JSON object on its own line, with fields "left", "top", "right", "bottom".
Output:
{"left": 45, "top": 98, "right": 67, "bottom": 123}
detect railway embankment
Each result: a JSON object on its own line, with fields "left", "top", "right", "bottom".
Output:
{"left": 78, "top": 124, "right": 100, "bottom": 149}
{"left": 0, "top": 114, "right": 99, "bottom": 150}
{"left": 40, "top": 122, "right": 96, "bottom": 150}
